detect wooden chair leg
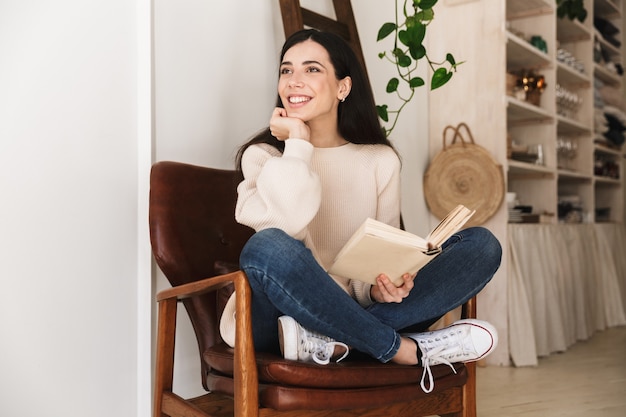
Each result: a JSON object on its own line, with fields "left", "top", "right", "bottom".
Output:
{"left": 233, "top": 273, "right": 259, "bottom": 417}
{"left": 154, "top": 298, "right": 178, "bottom": 417}
{"left": 462, "top": 361, "right": 477, "bottom": 417}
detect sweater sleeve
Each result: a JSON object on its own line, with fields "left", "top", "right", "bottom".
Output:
{"left": 349, "top": 148, "right": 402, "bottom": 307}
{"left": 235, "top": 139, "right": 322, "bottom": 240}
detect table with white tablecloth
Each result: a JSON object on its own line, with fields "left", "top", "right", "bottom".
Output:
{"left": 507, "top": 223, "right": 626, "bottom": 367}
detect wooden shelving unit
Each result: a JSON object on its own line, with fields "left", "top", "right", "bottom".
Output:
{"left": 428, "top": 0, "right": 626, "bottom": 368}
{"left": 504, "top": 0, "right": 624, "bottom": 224}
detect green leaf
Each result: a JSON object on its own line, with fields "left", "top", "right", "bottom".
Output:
{"left": 405, "top": 14, "right": 418, "bottom": 29}
{"left": 392, "top": 48, "right": 405, "bottom": 58}
{"left": 418, "top": 0, "right": 438, "bottom": 10}
{"left": 376, "top": 105, "right": 389, "bottom": 122}
{"left": 409, "top": 44, "right": 426, "bottom": 60}
{"left": 399, "top": 24, "right": 426, "bottom": 53}
{"left": 386, "top": 78, "right": 400, "bottom": 93}
{"left": 446, "top": 53, "right": 456, "bottom": 66}
{"left": 408, "top": 23, "right": 426, "bottom": 46}
{"left": 409, "top": 77, "right": 425, "bottom": 88}
{"left": 431, "top": 68, "right": 453, "bottom": 89}
{"left": 398, "top": 55, "right": 412, "bottom": 67}
{"left": 398, "top": 30, "right": 410, "bottom": 46}
{"left": 377, "top": 22, "right": 397, "bottom": 41}
{"left": 416, "top": 9, "right": 435, "bottom": 21}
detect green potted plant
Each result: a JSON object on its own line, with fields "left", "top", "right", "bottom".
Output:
{"left": 376, "top": 0, "right": 460, "bottom": 137}
{"left": 556, "top": 0, "right": 587, "bottom": 22}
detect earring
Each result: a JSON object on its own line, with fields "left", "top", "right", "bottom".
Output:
{"left": 341, "top": 97, "right": 346, "bottom": 102}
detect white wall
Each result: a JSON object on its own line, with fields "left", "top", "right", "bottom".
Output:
{"left": 0, "top": 0, "right": 433, "bottom": 414}
{"left": 153, "top": 0, "right": 432, "bottom": 398}
{"left": 0, "top": 1, "right": 147, "bottom": 416}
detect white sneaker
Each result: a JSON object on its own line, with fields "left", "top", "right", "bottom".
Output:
{"left": 405, "top": 319, "right": 498, "bottom": 393}
{"left": 278, "top": 316, "right": 349, "bottom": 365}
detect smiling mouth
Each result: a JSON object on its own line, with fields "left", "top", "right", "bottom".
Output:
{"left": 289, "top": 96, "right": 311, "bottom": 104}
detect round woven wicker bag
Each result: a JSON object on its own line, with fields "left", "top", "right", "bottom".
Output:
{"left": 423, "top": 123, "right": 504, "bottom": 226}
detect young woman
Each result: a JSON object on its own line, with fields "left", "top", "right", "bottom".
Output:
{"left": 220, "top": 29, "right": 502, "bottom": 393}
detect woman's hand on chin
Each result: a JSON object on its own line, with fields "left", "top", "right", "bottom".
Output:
{"left": 270, "top": 107, "right": 310, "bottom": 141}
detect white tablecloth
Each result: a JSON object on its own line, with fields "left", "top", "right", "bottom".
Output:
{"left": 508, "top": 223, "right": 626, "bottom": 366}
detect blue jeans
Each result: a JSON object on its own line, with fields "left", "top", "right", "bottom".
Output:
{"left": 240, "top": 226, "right": 502, "bottom": 363}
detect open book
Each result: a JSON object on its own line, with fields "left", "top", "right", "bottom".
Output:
{"left": 328, "top": 205, "right": 475, "bottom": 286}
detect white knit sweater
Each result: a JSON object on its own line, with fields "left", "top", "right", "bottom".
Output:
{"left": 219, "top": 138, "right": 402, "bottom": 346}
{"left": 236, "top": 138, "right": 402, "bottom": 306}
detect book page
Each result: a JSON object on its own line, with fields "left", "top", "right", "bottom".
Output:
{"left": 426, "top": 205, "right": 475, "bottom": 247}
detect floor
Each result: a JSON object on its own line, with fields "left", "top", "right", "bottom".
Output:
{"left": 475, "top": 326, "right": 626, "bottom": 416}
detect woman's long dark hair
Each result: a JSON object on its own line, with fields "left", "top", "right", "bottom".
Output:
{"left": 235, "top": 29, "right": 395, "bottom": 172}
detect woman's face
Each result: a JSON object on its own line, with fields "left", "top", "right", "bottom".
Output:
{"left": 278, "top": 40, "right": 350, "bottom": 126}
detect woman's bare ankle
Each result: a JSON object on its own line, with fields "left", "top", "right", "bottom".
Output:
{"left": 390, "top": 337, "right": 419, "bottom": 365}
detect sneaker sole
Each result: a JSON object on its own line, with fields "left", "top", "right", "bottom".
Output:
{"left": 453, "top": 319, "right": 498, "bottom": 361}
{"left": 278, "top": 316, "right": 299, "bottom": 361}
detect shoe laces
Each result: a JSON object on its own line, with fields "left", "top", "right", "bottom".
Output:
{"left": 417, "top": 327, "right": 473, "bottom": 393}
{"left": 299, "top": 332, "right": 349, "bottom": 365}
{"left": 420, "top": 345, "right": 457, "bottom": 393}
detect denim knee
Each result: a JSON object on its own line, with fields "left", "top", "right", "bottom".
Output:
{"left": 239, "top": 228, "right": 305, "bottom": 272}
{"left": 470, "top": 226, "right": 502, "bottom": 271}
{"left": 241, "top": 228, "right": 285, "bottom": 259}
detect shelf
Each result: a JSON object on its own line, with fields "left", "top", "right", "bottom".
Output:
{"left": 507, "top": 96, "right": 553, "bottom": 125}
{"left": 556, "top": 17, "right": 591, "bottom": 43}
{"left": 594, "top": 143, "right": 624, "bottom": 156}
{"left": 508, "top": 159, "right": 555, "bottom": 178}
{"left": 556, "top": 115, "right": 591, "bottom": 134}
{"left": 558, "top": 169, "right": 592, "bottom": 182}
{"left": 556, "top": 62, "right": 591, "bottom": 87}
{"left": 595, "top": 175, "right": 622, "bottom": 185}
{"left": 594, "top": 63, "right": 622, "bottom": 86}
{"left": 506, "top": 31, "right": 553, "bottom": 70}
{"left": 596, "top": 34, "right": 622, "bottom": 60}
{"left": 595, "top": 0, "right": 622, "bottom": 18}
{"left": 506, "top": 0, "right": 553, "bottom": 20}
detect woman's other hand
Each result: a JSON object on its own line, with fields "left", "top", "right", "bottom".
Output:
{"left": 269, "top": 107, "right": 310, "bottom": 141}
{"left": 370, "top": 272, "right": 415, "bottom": 303}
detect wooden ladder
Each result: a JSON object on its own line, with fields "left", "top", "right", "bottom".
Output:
{"left": 278, "top": 0, "right": 369, "bottom": 85}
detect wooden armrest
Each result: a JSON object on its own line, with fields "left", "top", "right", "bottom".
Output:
{"left": 154, "top": 269, "right": 259, "bottom": 417}
{"left": 156, "top": 271, "right": 244, "bottom": 302}
{"left": 461, "top": 296, "right": 476, "bottom": 320}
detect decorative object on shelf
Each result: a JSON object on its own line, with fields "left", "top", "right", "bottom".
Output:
{"left": 595, "top": 16, "right": 621, "bottom": 48}
{"left": 506, "top": 72, "right": 519, "bottom": 96}
{"left": 602, "top": 105, "right": 626, "bottom": 147}
{"left": 518, "top": 70, "right": 546, "bottom": 106}
{"left": 557, "top": 48, "right": 585, "bottom": 74}
{"left": 558, "top": 195, "right": 584, "bottom": 223}
{"left": 507, "top": 192, "right": 522, "bottom": 223}
{"left": 424, "top": 122, "right": 504, "bottom": 227}
{"left": 557, "top": 136, "right": 579, "bottom": 170}
{"left": 556, "top": 0, "right": 587, "bottom": 23}
{"left": 556, "top": 83, "right": 583, "bottom": 118}
{"left": 594, "top": 154, "right": 620, "bottom": 179}
{"left": 530, "top": 35, "right": 548, "bottom": 53}
{"left": 505, "top": 71, "right": 528, "bottom": 101}
{"left": 376, "top": 0, "right": 460, "bottom": 137}
{"left": 595, "top": 207, "right": 611, "bottom": 222}
{"left": 509, "top": 139, "right": 544, "bottom": 166}
{"left": 594, "top": 34, "right": 624, "bottom": 75}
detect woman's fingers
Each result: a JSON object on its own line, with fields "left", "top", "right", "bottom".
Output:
{"left": 375, "top": 273, "right": 412, "bottom": 303}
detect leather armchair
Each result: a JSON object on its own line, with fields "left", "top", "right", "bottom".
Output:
{"left": 150, "top": 161, "right": 477, "bottom": 417}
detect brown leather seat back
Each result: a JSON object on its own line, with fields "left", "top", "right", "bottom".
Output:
{"left": 149, "top": 161, "right": 254, "bottom": 385}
